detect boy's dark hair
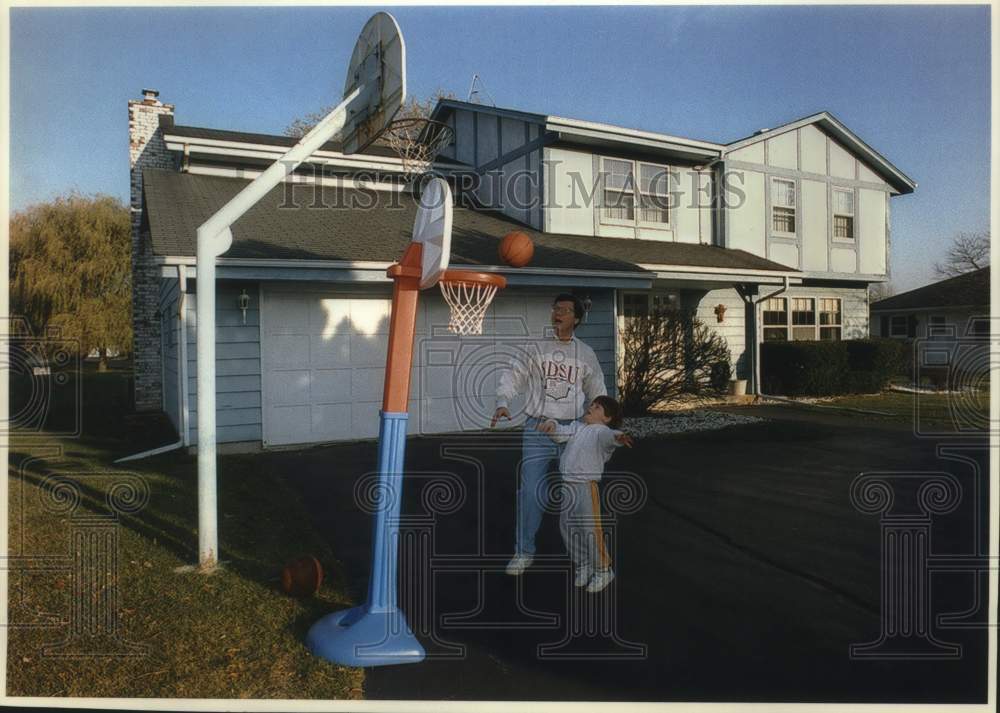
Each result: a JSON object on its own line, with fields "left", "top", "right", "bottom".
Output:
{"left": 594, "top": 395, "right": 623, "bottom": 429}
{"left": 553, "top": 293, "right": 585, "bottom": 324}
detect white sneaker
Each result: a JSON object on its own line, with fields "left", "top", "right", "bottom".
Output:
{"left": 574, "top": 567, "right": 593, "bottom": 588}
{"left": 505, "top": 554, "right": 534, "bottom": 576}
{"left": 586, "top": 568, "right": 615, "bottom": 593}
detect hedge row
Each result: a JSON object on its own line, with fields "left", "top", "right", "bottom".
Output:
{"left": 761, "top": 338, "right": 906, "bottom": 396}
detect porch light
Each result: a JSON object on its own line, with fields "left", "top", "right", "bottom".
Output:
{"left": 238, "top": 289, "right": 250, "bottom": 325}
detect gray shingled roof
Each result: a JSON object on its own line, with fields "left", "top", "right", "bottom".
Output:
{"left": 142, "top": 169, "right": 795, "bottom": 274}
{"left": 871, "top": 267, "right": 989, "bottom": 311}
{"left": 165, "top": 121, "right": 465, "bottom": 166}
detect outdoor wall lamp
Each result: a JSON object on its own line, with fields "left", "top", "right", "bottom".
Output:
{"left": 238, "top": 289, "right": 250, "bottom": 325}
{"left": 714, "top": 303, "right": 727, "bottom": 323}
{"left": 582, "top": 294, "right": 592, "bottom": 323}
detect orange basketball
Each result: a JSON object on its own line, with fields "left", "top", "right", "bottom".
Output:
{"left": 499, "top": 231, "right": 534, "bottom": 268}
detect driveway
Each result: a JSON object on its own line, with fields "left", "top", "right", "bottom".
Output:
{"left": 269, "top": 406, "right": 989, "bottom": 703}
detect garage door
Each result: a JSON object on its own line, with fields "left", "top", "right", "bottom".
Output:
{"left": 261, "top": 286, "right": 553, "bottom": 447}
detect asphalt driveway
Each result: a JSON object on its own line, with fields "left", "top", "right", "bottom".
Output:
{"left": 268, "top": 406, "right": 989, "bottom": 703}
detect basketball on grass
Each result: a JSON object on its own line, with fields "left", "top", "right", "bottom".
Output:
{"left": 499, "top": 230, "right": 534, "bottom": 268}
{"left": 281, "top": 555, "right": 323, "bottom": 597}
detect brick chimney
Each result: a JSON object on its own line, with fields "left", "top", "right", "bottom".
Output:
{"left": 128, "top": 89, "right": 175, "bottom": 412}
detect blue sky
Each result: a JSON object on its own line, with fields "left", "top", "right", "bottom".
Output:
{"left": 8, "top": 4, "right": 991, "bottom": 292}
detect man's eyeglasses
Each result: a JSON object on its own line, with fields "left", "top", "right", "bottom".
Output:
{"left": 551, "top": 307, "right": 575, "bottom": 315}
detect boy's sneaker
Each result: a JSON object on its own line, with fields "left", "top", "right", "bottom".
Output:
{"left": 573, "top": 567, "right": 593, "bottom": 588}
{"left": 586, "top": 568, "right": 615, "bottom": 593}
{"left": 505, "top": 554, "right": 534, "bottom": 576}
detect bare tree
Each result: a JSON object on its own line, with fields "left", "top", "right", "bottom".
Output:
{"left": 284, "top": 89, "right": 457, "bottom": 140}
{"left": 868, "top": 282, "right": 894, "bottom": 303}
{"left": 617, "top": 310, "right": 733, "bottom": 415}
{"left": 933, "top": 231, "right": 990, "bottom": 279}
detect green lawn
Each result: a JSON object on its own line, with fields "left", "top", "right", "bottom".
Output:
{"left": 7, "top": 368, "right": 363, "bottom": 699}
{"left": 796, "top": 387, "right": 991, "bottom": 431}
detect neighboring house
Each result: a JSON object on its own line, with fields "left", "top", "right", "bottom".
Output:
{"left": 129, "top": 90, "right": 914, "bottom": 449}
{"left": 870, "top": 267, "right": 989, "bottom": 375}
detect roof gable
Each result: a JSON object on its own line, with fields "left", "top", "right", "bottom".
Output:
{"left": 724, "top": 112, "right": 915, "bottom": 194}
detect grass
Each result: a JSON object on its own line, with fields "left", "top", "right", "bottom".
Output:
{"left": 778, "top": 387, "right": 990, "bottom": 431}
{"left": 7, "top": 366, "right": 364, "bottom": 698}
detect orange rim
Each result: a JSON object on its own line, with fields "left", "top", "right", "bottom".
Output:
{"left": 438, "top": 270, "right": 507, "bottom": 289}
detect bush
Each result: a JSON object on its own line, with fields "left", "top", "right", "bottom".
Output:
{"left": 761, "top": 338, "right": 905, "bottom": 396}
{"left": 845, "top": 338, "right": 906, "bottom": 393}
{"left": 618, "top": 310, "right": 733, "bottom": 415}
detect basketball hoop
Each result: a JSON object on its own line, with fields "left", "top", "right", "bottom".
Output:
{"left": 383, "top": 117, "right": 454, "bottom": 182}
{"left": 438, "top": 270, "right": 507, "bottom": 335}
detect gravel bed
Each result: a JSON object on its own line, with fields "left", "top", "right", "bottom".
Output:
{"left": 622, "top": 410, "right": 765, "bottom": 437}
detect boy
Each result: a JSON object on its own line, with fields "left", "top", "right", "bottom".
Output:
{"left": 538, "top": 395, "right": 633, "bottom": 593}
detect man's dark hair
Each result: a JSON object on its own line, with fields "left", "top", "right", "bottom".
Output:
{"left": 553, "top": 293, "right": 585, "bottom": 325}
{"left": 593, "top": 395, "right": 623, "bottom": 429}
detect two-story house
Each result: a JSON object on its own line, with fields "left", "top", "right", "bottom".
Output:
{"left": 130, "top": 91, "right": 914, "bottom": 450}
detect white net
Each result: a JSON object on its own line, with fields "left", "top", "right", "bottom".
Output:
{"left": 383, "top": 118, "right": 455, "bottom": 183}
{"left": 439, "top": 279, "right": 500, "bottom": 335}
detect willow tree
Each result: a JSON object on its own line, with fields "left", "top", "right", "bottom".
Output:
{"left": 10, "top": 194, "right": 132, "bottom": 370}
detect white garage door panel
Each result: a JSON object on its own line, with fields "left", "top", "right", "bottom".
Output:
{"left": 263, "top": 287, "right": 550, "bottom": 446}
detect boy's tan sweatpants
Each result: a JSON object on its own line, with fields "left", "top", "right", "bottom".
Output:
{"left": 559, "top": 479, "right": 612, "bottom": 573}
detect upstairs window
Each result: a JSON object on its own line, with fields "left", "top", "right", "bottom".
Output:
{"left": 833, "top": 188, "right": 855, "bottom": 240}
{"left": 601, "top": 158, "right": 670, "bottom": 227}
{"left": 771, "top": 178, "right": 796, "bottom": 235}
{"left": 638, "top": 163, "right": 670, "bottom": 225}
{"left": 602, "top": 158, "right": 634, "bottom": 222}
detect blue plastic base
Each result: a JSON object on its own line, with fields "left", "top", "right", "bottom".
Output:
{"left": 306, "top": 605, "right": 425, "bottom": 667}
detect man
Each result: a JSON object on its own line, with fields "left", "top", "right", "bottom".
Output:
{"left": 491, "top": 293, "right": 607, "bottom": 575}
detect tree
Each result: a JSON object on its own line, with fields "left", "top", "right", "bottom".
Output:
{"left": 868, "top": 282, "right": 894, "bottom": 303}
{"left": 617, "top": 310, "right": 734, "bottom": 415}
{"left": 284, "top": 89, "right": 457, "bottom": 140}
{"left": 10, "top": 194, "right": 132, "bottom": 370}
{"left": 933, "top": 231, "right": 990, "bottom": 279}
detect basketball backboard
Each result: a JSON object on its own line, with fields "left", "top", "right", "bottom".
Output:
{"left": 342, "top": 12, "right": 406, "bottom": 154}
{"left": 412, "top": 177, "right": 452, "bottom": 289}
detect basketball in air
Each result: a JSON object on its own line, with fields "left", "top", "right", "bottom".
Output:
{"left": 499, "top": 230, "right": 534, "bottom": 268}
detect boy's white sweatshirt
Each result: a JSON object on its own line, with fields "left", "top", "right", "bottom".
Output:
{"left": 547, "top": 421, "right": 623, "bottom": 482}
{"left": 495, "top": 336, "right": 606, "bottom": 421}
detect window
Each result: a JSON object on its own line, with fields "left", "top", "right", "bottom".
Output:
{"left": 762, "top": 297, "right": 788, "bottom": 341}
{"left": 771, "top": 178, "right": 796, "bottom": 234}
{"left": 889, "top": 315, "right": 909, "bottom": 338}
{"left": 928, "top": 315, "right": 949, "bottom": 340}
{"left": 622, "top": 290, "right": 679, "bottom": 323}
{"left": 602, "top": 158, "right": 634, "bottom": 222}
{"left": 638, "top": 163, "right": 670, "bottom": 225}
{"left": 819, "top": 298, "right": 842, "bottom": 340}
{"left": 833, "top": 188, "right": 855, "bottom": 240}
{"left": 791, "top": 298, "right": 816, "bottom": 341}
{"left": 763, "top": 296, "right": 841, "bottom": 341}
{"left": 602, "top": 158, "right": 670, "bottom": 226}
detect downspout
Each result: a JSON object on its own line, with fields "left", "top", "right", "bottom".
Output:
{"left": 116, "top": 268, "right": 190, "bottom": 463}
{"left": 752, "top": 275, "right": 790, "bottom": 397}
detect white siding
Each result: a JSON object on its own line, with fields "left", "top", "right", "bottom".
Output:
{"left": 829, "top": 140, "right": 856, "bottom": 179}
{"left": 858, "top": 189, "right": 887, "bottom": 275}
{"left": 831, "top": 247, "right": 857, "bottom": 273}
{"left": 673, "top": 168, "right": 706, "bottom": 244}
{"left": 766, "top": 131, "right": 798, "bottom": 170}
{"left": 799, "top": 125, "right": 827, "bottom": 175}
{"left": 729, "top": 142, "right": 765, "bottom": 164}
{"left": 692, "top": 288, "right": 749, "bottom": 380}
{"left": 769, "top": 242, "right": 799, "bottom": 269}
{"left": 728, "top": 169, "right": 766, "bottom": 256}
{"left": 800, "top": 179, "right": 828, "bottom": 271}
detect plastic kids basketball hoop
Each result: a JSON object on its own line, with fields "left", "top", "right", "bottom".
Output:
{"left": 306, "top": 177, "right": 504, "bottom": 668}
